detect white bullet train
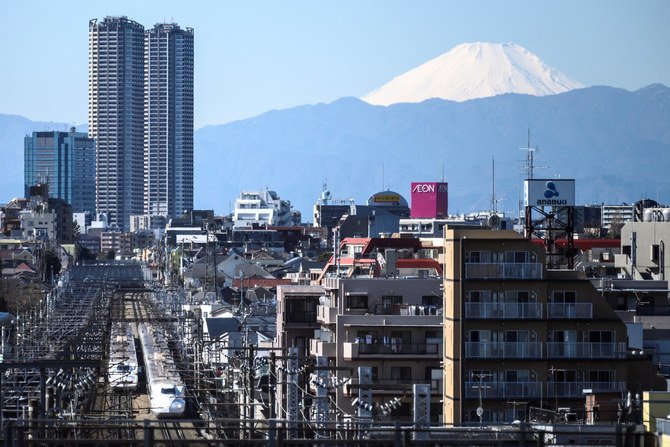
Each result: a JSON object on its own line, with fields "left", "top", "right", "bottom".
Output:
{"left": 138, "top": 323, "right": 186, "bottom": 417}
{"left": 108, "top": 322, "right": 139, "bottom": 391}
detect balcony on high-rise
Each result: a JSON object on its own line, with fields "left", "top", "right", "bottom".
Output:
{"left": 465, "top": 302, "right": 542, "bottom": 319}
{"left": 546, "top": 342, "right": 627, "bottom": 359}
{"left": 465, "top": 342, "right": 543, "bottom": 359}
{"left": 465, "top": 262, "right": 543, "bottom": 279}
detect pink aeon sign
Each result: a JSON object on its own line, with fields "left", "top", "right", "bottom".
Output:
{"left": 410, "top": 182, "right": 448, "bottom": 219}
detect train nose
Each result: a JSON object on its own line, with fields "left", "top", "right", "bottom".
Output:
{"left": 170, "top": 398, "right": 185, "bottom": 414}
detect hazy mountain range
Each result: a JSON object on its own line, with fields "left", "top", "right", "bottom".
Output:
{"left": 195, "top": 84, "right": 670, "bottom": 216}
{"left": 2, "top": 42, "right": 669, "bottom": 218}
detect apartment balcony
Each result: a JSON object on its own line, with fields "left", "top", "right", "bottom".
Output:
{"left": 343, "top": 341, "right": 442, "bottom": 360}
{"left": 465, "top": 263, "right": 543, "bottom": 279}
{"left": 374, "top": 303, "right": 441, "bottom": 316}
{"left": 546, "top": 303, "right": 593, "bottom": 319}
{"left": 284, "top": 311, "right": 318, "bottom": 328}
{"left": 343, "top": 379, "right": 443, "bottom": 397}
{"left": 546, "top": 342, "right": 627, "bottom": 359}
{"left": 317, "top": 304, "right": 337, "bottom": 325}
{"left": 310, "top": 338, "right": 336, "bottom": 357}
{"left": 464, "top": 381, "right": 542, "bottom": 399}
{"left": 465, "top": 302, "right": 542, "bottom": 319}
{"left": 546, "top": 381, "right": 626, "bottom": 398}
{"left": 465, "top": 342, "right": 543, "bottom": 359}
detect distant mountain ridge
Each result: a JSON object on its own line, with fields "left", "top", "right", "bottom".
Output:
{"left": 2, "top": 84, "right": 669, "bottom": 218}
{"left": 195, "top": 84, "right": 670, "bottom": 215}
{"left": 363, "top": 42, "right": 584, "bottom": 105}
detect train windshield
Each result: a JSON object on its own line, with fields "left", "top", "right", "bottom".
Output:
{"left": 161, "top": 387, "right": 176, "bottom": 395}
{"left": 117, "top": 364, "right": 132, "bottom": 372}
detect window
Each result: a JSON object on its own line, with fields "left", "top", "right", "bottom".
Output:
{"left": 468, "top": 369, "right": 491, "bottom": 381}
{"left": 506, "top": 291, "right": 532, "bottom": 302}
{"left": 589, "top": 370, "right": 614, "bottom": 382}
{"left": 505, "top": 370, "right": 530, "bottom": 382}
{"left": 422, "top": 295, "right": 440, "bottom": 306}
{"left": 468, "top": 290, "right": 491, "bottom": 302}
{"left": 466, "top": 251, "right": 490, "bottom": 263}
{"left": 356, "top": 330, "right": 378, "bottom": 342}
{"left": 390, "top": 331, "right": 411, "bottom": 344}
{"left": 505, "top": 330, "right": 529, "bottom": 342}
{"left": 391, "top": 367, "right": 411, "bottom": 381}
{"left": 551, "top": 330, "right": 576, "bottom": 343}
{"left": 381, "top": 295, "right": 402, "bottom": 305}
{"left": 552, "top": 370, "right": 577, "bottom": 382}
{"left": 589, "top": 330, "right": 613, "bottom": 343}
{"left": 506, "top": 251, "right": 529, "bottom": 263}
{"left": 551, "top": 291, "right": 576, "bottom": 303}
{"left": 468, "top": 330, "right": 490, "bottom": 343}
{"left": 346, "top": 295, "right": 368, "bottom": 310}
{"left": 622, "top": 245, "right": 631, "bottom": 256}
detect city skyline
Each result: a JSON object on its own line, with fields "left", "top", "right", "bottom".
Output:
{"left": 1, "top": 1, "right": 668, "bottom": 127}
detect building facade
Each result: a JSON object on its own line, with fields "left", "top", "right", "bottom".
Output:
{"left": 233, "top": 190, "right": 296, "bottom": 228}
{"left": 442, "top": 226, "right": 665, "bottom": 425}
{"left": 89, "top": 16, "right": 146, "bottom": 231}
{"left": 144, "top": 23, "right": 194, "bottom": 218}
{"left": 24, "top": 129, "right": 96, "bottom": 214}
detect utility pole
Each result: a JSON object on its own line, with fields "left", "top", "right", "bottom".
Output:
{"left": 286, "top": 348, "right": 299, "bottom": 440}
{"left": 473, "top": 373, "right": 492, "bottom": 427}
{"left": 246, "top": 343, "right": 254, "bottom": 439}
{"left": 268, "top": 351, "right": 276, "bottom": 419}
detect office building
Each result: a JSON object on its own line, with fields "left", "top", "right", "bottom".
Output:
{"left": 144, "top": 23, "right": 194, "bottom": 218}
{"left": 89, "top": 16, "right": 146, "bottom": 231}
{"left": 24, "top": 129, "right": 95, "bottom": 214}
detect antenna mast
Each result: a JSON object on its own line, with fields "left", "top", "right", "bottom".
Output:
{"left": 491, "top": 157, "right": 497, "bottom": 213}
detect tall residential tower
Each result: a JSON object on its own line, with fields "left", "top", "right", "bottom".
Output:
{"left": 89, "top": 16, "right": 146, "bottom": 231}
{"left": 144, "top": 23, "right": 194, "bottom": 218}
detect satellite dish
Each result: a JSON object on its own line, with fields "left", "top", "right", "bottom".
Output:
{"left": 487, "top": 214, "right": 501, "bottom": 229}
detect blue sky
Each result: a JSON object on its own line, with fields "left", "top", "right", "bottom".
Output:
{"left": 1, "top": 1, "right": 668, "bottom": 128}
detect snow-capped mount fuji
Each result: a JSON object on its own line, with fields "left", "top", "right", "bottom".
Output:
{"left": 362, "top": 42, "right": 585, "bottom": 105}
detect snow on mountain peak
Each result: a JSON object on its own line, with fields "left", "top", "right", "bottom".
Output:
{"left": 362, "top": 42, "right": 585, "bottom": 105}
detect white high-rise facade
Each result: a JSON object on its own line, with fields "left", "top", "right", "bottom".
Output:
{"left": 89, "top": 17, "right": 194, "bottom": 230}
{"left": 144, "top": 23, "right": 194, "bottom": 218}
{"left": 89, "top": 17, "right": 145, "bottom": 231}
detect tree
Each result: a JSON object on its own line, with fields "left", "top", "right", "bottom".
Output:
{"left": 0, "top": 278, "right": 45, "bottom": 314}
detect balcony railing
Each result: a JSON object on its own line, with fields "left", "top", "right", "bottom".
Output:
{"left": 310, "top": 339, "right": 336, "bottom": 357}
{"left": 546, "top": 303, "right": 593, "bottom": 319}
{"left": 465, "top": 342, "right": 543, "bottom": 359}
{"left": 465, "top": 381, "right": 542, "bottom": 399}
{"left": 316, "top": 304, "right": 337, "bottom": 324}
{"left": 546, "top": 342, "right": 627, "bottom": 359}
{"left": 285, "top": 311, "right": 317, "bottom": 325}
{"left": 344, "top": 342, "right": 441, "bottom": 359}
{"left": 374, "top": 304, "right": 441, "bottom": 316}
{"left": 546, "top": 381, "right": 626, "bottom": 397}
{"left": 343, "top": 379, "right": 443, "bottom": 396}
{"left": 465, "top": 263, "right": 543, "bottom": 279}
{"left": 465, "top": 302, "right": 542, "bottom": 319}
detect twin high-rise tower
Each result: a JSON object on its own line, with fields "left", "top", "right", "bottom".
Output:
{"left": 89, "top": 17, "right": 193, "bottom": 230}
